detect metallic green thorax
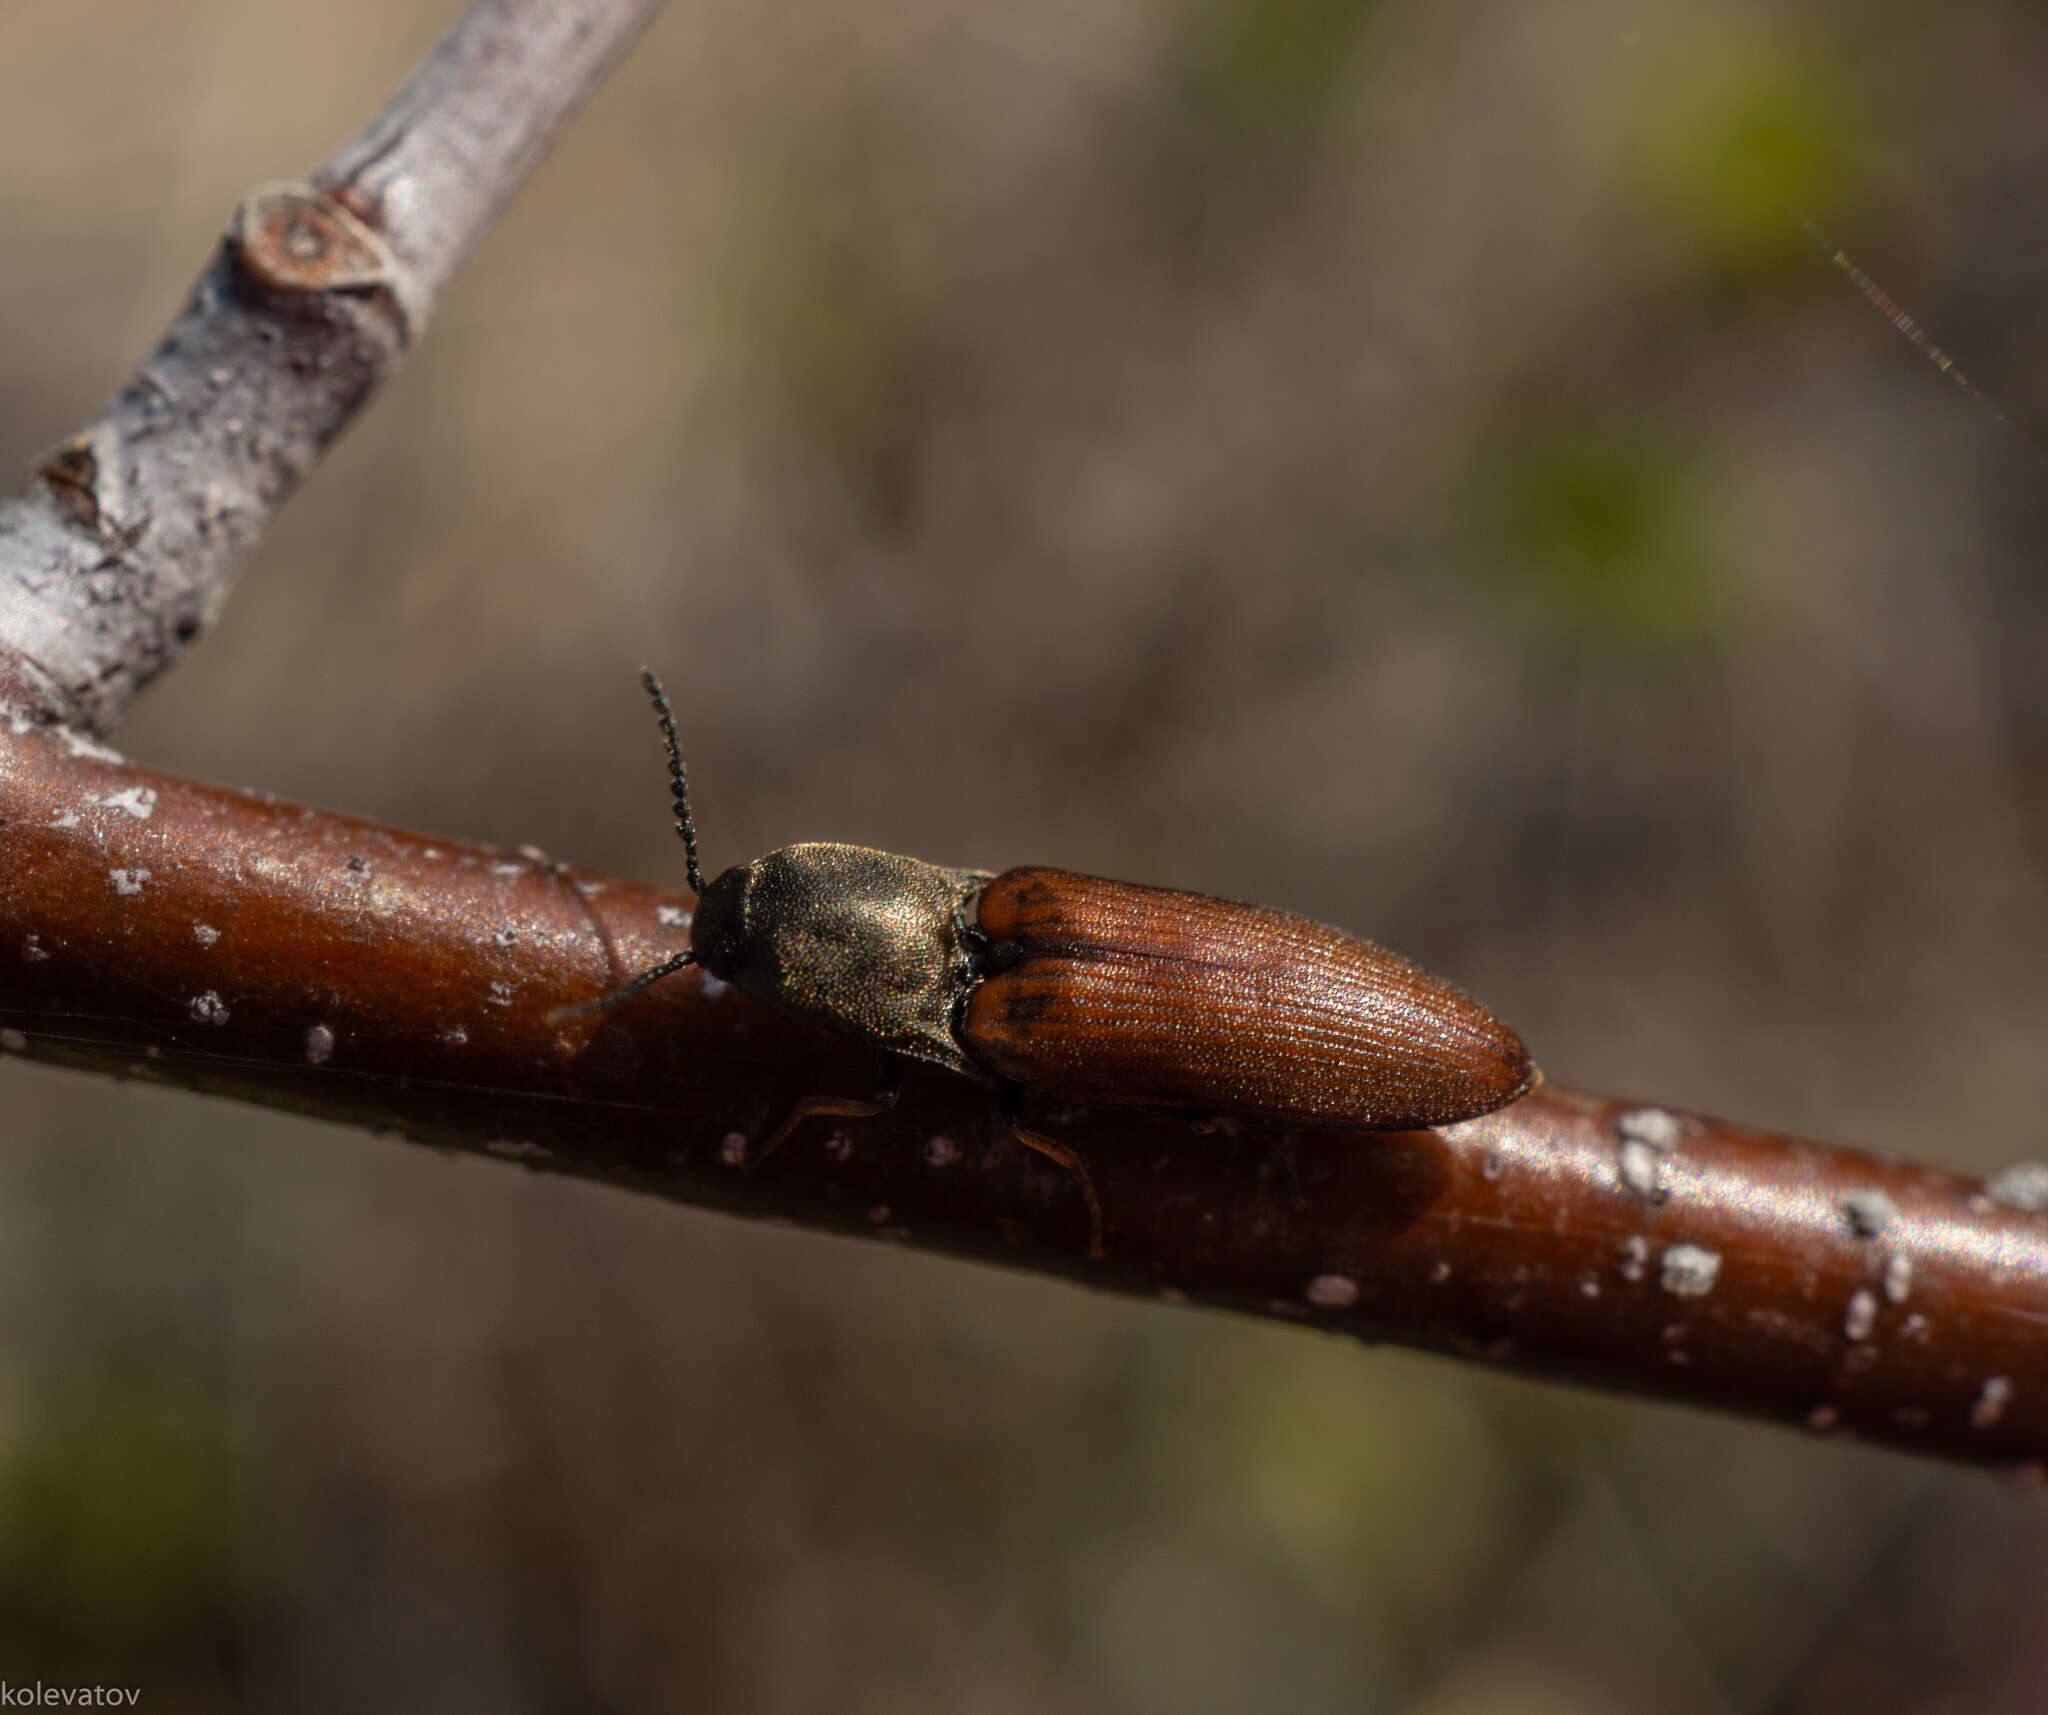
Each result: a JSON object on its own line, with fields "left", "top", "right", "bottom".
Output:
{"left": 691, "top": 843, "right": 991, "bottom": 1078}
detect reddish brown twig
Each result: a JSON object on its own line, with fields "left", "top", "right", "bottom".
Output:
{"left": 3, "top": 723, "right": 2041, "bottom": 1472}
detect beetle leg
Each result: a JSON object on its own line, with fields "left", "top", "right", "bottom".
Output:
{"left": 997, "top": 1085, "right": 1105, "bottom": 1261}
{"left": 754, "top": 1050, "right": 903, "bottom": 1164}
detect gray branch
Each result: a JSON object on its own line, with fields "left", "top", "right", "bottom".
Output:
{"left": 0, "top": 0, "right": 668, "bottom": 736}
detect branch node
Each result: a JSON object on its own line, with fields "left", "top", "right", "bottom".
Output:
{"left": 31, "top": 437, "right": 104, "bottom": 531}
{"left": 231, "top": 183, "right": 402, "bottom": 310}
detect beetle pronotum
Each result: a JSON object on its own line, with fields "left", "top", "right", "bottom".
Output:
{"left": 565, "top": 671, "right": 1537, "bottom": 1257}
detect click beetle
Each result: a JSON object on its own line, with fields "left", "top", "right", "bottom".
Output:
{"left": 566, "top": 671, "right": 1537, "bottom": 1256}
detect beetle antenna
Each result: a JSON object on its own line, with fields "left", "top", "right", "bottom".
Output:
{"left": 546, "top": 949, "right": 699, "bottom": 1024}
{"left": 640, "top": 667, "right": 704, "bottom": 895}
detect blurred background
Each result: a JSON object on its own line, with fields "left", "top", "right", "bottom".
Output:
{"left": 3, "top": 0, "right": 2047, "bottom": 1706}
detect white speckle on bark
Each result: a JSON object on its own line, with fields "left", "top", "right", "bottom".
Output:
{"left": 657, "top": 905, "right": 688, "bottom": 928}
{"left": 97, "top": 786, "right": 157, "bottom": 820}
{"left": 1579, "top": 1277, "right": 1601, "bottom": 1298}
{"left": 491, "top": 927, "right": 519, "bottom": 948}
{"left": 190, "top": 991, "right": 229, "bottom": 1025}
{"left": 824, "top": 1132, "right": 854, "bottom": 1161}
{"left": 1618, "top": 1138, "right": 1668, "bottom": 1201}
{"left": 56, "top": 728, "right": 124, "bottom": 763}
{"left": 1972, "top": 1376, "right": 2013, "bottom": 1431}
{"left": 1305, "top": 1273, "right": 1360, "bottom": 1309}
{"left": 1659, "top": 1244, "right": 1721, "bottom": 1297}
{"left": 1620, "top": 1234, "right": 1651, "bottom": 1283}
{"left": 21, "top": 935, "right": 49, "bottom": 962}
{"left": 440, "top": 1026, "right": 468, "bottom": 1047}
{"left": 1843, "top": 1289, "right": 1879, "bottom": 1342}
{"left": 491, "top": 861, "right": 525, "bottom": 878}
{"left": 1882, "top": 1252, "right": 1913, "bottom": 1304}
{"left": 49, "top": 810, "right": 79, "bottom": 830}
{"left": 1617, "top": 1107, "right": 1682, "bottom": 1150}
{"left": 109, "top": 868, "right": 150, "bottom": 896}
{"left": 1986, "top": 1163, "right": 2048, "bottom": 1213}
{"left": 1901, "top": 1312, "right": 1931, "bottom": 1341}
{"left": 487, "top": 980, "right": 515, "bottom": 1007}
{"left": 719, "top": 1132, "right": 747, "bottom": 1166}
{"left": 517, "top": 845, "right": 548, "bottom": 862}
{"left": 698, "top": 973, "right": 728, "bottom": 1000}
{"left": 1480, "top": 1149, "right": 1504, "bottom": 1179}
{"left": 1426, "top": 1260, "right": 1452, "bottom": 1284}
{"left": 305, "top": 1024, "right": 335, "bottom": 1065}
{"left": 1838, "top": 1188, "right": 1897, "bottom": 1238}
{"left": 0, "top": 1028, "right": 27, "bottom": 1052}
{"left": 192, "top": 922, "right": 221, "bottom": 946}
{"left": 922, "top": 1135, "right": 959, "bottom": 1168}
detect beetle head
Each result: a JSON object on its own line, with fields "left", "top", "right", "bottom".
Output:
{"left": 689, "top": 862, "right": 752, "bottom": 980}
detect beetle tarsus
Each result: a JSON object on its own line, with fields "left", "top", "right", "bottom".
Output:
{"left": 757, "top": 1050, "right": 903, "bottom": 1164}
{"left": 999, "top": 1092, "right": 1105, "bottom": 1261}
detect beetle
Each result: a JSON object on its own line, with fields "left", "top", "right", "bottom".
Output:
{"left": 565, "top": 671, "right": 1537, "bottom": 1256}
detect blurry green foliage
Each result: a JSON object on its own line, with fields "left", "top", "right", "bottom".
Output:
{"left": 1463, "top": 416, "right": 1734, "bottom": 651}
{"left": 0, "top": 1375, "right": 248, "bottom": 1660}
{"left": 727, "top": 124, "right": 934, "bottom": 497}
{"left": 1160, "top": 1335, "right": 1513, "bottom": 1619}
{"left": 1182, "top": 0, "right": 1381, "bottom": 142}
{"left": 1634, "top": 37, "right": 1866, "bottom": 277}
